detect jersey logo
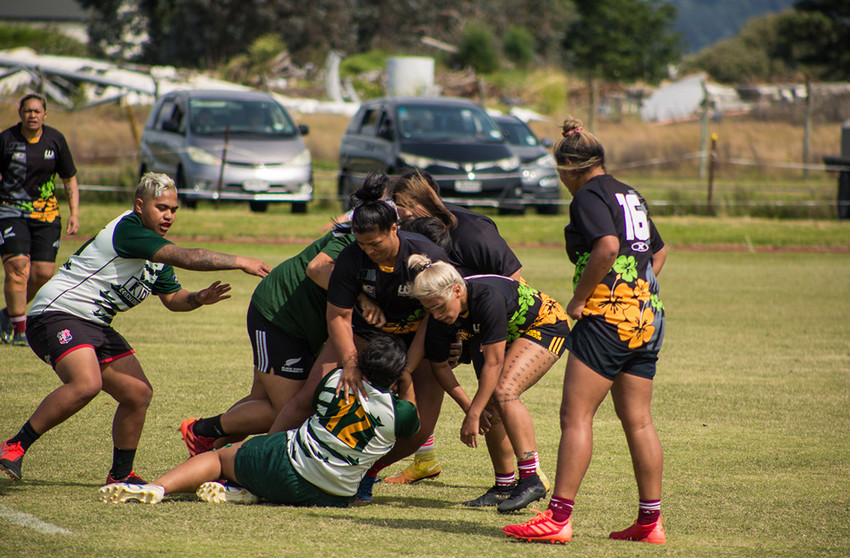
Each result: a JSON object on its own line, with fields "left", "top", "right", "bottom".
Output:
{"left": 397, "top": 283, "right": 412, "bottom": 297}
{"left": 44, "top": 149, "right": 56, "bottom": 160}
{"left": 12, "top": 152, "right": 25, "bottom": 162}
{"left": 57, "top": 329, "right": 73, "bottom": 345}
{"left": 116, "top": 276, "right": 152, "bottom": 306}
{"left": 631, "top": 241, "right": 649, "bottom": 253}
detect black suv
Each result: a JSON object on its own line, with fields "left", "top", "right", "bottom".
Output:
{"left": 337, "top": 97, "right": 524, "bottom": 212}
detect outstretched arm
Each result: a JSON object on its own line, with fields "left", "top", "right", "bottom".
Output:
{"left": 62, "top": 175, "right": 80, "bottom": 235}
{"left": 152, "top": 244, "right": 270, "bottom": 277}
{"left": 159, "top": 281, "right": 232, "bottom": 312}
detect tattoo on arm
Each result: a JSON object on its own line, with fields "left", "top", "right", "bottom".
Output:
{"left": 154, "top": 244, "right": 237, "bottom": 271}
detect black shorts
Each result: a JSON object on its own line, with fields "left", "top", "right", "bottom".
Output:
{"left": 564, "top": 317, "right": 662, "bottom": 381}
{"left": 246, "top": 303, "right": 314, "bottom": 380}
{"left": 0, "top": 217, "right": 61, "bottom": 262}
{"left": 26, "top": 312, "right": 134, "bottom": 368}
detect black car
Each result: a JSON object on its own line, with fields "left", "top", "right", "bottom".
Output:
{"left": 337, "top": 97, "right": 525, "bottom": 213}
{"left": 493, "top": 114, "right": 561, "bottom": 215}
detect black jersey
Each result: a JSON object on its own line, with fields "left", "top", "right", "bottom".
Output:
{"left": 0, "top": 124, "right": 76, "bottom": 221}
{"left": 564, "top": 174, "right": 664, "bottom": 350}
{"left": 446, "top": 204, "right": 522, "bottom": 277}
{"left": 424, "top": 275, "right": 565, "bottom": 362}
{"left": 327, "top": 231, "right": 452, "bottom": 336}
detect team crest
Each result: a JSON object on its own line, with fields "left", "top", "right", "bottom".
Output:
{"left": 44, "top": 149, "right": 56, "bottom": 160}
{"left": 57, "top": 329, "right": 73, "bottom": 344}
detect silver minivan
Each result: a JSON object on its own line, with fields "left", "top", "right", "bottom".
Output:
{"left": 139, "top": 89, "right": 312, "bottom": 212}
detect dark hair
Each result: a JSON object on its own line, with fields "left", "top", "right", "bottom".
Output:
{"left": 400, "top": 168, "right": 440, "bottom": 196}
{"left": 358, "top": 334, "right": 407, "bottom": 390}
{"left": 400, "top": 216, "right": 453, "bottom": 253}
{"left": 552, "top": 117, "right": 605, "bottom": 173}
{"left": 351, "top": 172, "right": 398, "bottom": 234}
{"left": 19, "top": 93, "right": 47, "bottom": 112}
{"left": 389, "top": 171, "right": 456, "bottom": 230}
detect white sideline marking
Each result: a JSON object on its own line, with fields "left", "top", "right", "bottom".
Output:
{"left": 0, "top": 504, "right": 72, "bottom": 535}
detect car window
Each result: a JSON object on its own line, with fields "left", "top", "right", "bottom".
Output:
{"left": 499, "top": 120, "right": 539, "bottom": 147}
{"left": 397, "top": 104, "right": 503, "bottom": 142}
{"left": 358, "top": 108, "right": 380, "bottom": 136}
{"left": 188, "top": 98, "right": 297, "bottom": 137}
{"left": 153, "top": 99, "right": 176, "bottom": 131}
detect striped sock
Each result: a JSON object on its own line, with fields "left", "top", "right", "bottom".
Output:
{"left": 638, "top": 499, "right": 661, "bottom": 524}
{"left": 548, "top": 496, "right": 575, "bottom": 523}
{"left": 414, "top": 434, "right": 435, "bottom": 459}
{"left": 495, "top": 472, "right": 516, "bottom": 487}
{"left": 517, "top": 451, "right": 539, "bottom": 479}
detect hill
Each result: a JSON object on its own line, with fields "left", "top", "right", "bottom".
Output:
{"left": 671, "top": 0, "right": 796, "bottom": 52}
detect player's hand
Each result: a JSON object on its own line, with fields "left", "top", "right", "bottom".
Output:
{"left": 460, "top": 412, "right": 480, "bottom": 448}
{"left": 66, "top": 215, "right": 80, "bottom": 235}
{"left": 336, "top": 364, "right": 366, "bottom": 403}
{"left": 239, "top": 256, "right": 271, "bottom": 278}
{"left": 197, "top": 281, "right": 232, "bottom": 305}
{"left": 358, "top": 294, "right": 387, "bottom": 328}
{"left": 566, "top": 297, "right": 586, "bottom": 321}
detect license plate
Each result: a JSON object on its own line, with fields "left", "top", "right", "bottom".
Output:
{"left": 243, "top": 179, "right": 270, "bottom": 192}
{"left": 454, "top": 180, "right": 482, "bottom": 193}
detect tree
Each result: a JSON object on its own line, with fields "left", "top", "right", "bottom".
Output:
{"left": 563, "top": 0, "right": 683, "bottom": 130}
{"left": 778, "top": 0, "right": 850, "bottom": 80}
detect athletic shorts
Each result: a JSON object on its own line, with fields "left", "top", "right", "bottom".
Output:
{"left": 26, "top": 312, "right": 134, "bottom": 368}
{"left": 564, "top": 317, "right": 662, "bottom": 381}
{"left": 233, "top": 432, "right": 354, "bottom": 507}
{"left": 246, "top": 303, "right": 314, "bottom": 380}
{"left": 471, "top": 319, "right": 571, "bottom": 378}
{"left": 0, "top": 217, "right": 61, "bottom": 262}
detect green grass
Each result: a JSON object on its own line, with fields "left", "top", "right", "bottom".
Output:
{"left": 66, "top": 202, "right": 850, "bottom": 250}
{"left": 1, "top": 236, "right": 848, "bottom": 557}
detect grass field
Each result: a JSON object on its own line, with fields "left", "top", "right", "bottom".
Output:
{"left": 1, "top": 222, "right": 848, "bottom": 557}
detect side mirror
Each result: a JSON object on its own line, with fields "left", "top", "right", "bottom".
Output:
{"left": 541, "top": 137, "right": 553, "bottom": 148}
{"left": 298, "top": 124, "right": 309, "bottom": 136}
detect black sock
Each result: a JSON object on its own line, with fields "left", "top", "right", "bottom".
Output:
{"left": 9, "top": 421, "right": 40, "bottom": 451}
{"left": 194, "top": 415, "right": 225, "bottom": 438}
{"left": 110, "top": 447, "right": 136, "bottom": 480}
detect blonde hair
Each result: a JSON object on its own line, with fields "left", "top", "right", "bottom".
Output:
{"left": 408, "top": 254, "right": 464, "bottom": 300}
{"left": 135, "top": 172, "right": 177, "bottom": 200}
{"left": 552, "top": 117, "right": 605, "bottom": 174}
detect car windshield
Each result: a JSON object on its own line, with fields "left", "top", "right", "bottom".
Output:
{"left": 396, "top": 104, "right": 504, "bottom": 143}
{"left": 499, "top": 120, "right": 539, "bottom": 147}
{"left": 189, "top": 98, "right": 297, "bottom": 137}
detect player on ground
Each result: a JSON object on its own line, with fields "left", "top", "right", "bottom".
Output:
{"left": 0, "top": 172, "right": 270, "bottom": 484}
{"left": 100, "top": 334, "right": 419, "bottom": 507}
{"left": 503, "top": 118, "right": 667, "bottom": 544}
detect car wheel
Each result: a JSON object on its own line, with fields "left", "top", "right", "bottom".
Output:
{"left": 292, "top": 202, "right": 308, "bottom": 214}
{"left": 338, "top": 175, "right": 353, "bottom": 210}
{"left": 536, "top": 203, "right": 560, "bottom": 215}
{"left": 176, "top": 168, "right": 197, "bottom": 209}
{"left": 249, "top": 201, "right": 269, "bottom": 213}
{"left": 498, "top": 205, "right": 526, "bottom": 216}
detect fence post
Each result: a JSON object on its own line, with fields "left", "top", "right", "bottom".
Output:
{"left": 707, "top": 133, "right": 717, "bottom": 215}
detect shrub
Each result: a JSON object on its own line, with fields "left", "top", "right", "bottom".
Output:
{"left": 503, "top": 26, "right": 534, "bottom": 68}
{"left": 455, "top": 23, "right": 500, "bottom": 74}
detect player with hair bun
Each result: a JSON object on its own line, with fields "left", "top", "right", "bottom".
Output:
{"left": 503, "top": 118, "right": 667, "bottom": 544}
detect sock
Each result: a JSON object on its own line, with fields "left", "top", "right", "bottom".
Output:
{"left": 495, "top": 472, "right": 516, "bottom": 487}
{"left": 638, "top": 499, "right": 661, "bottom": 524}
{"left": 548, "top": 496, "right": 575, "bottom": 523}
{"left": 365, "top": 460, "right": 389, "bottom": 478}
{"left": 194, "top": 415, "right": 225, "bottom": 438}
{"left": 110, "top": 447, "right": 137, "bottom": 480}
{"left": 414, "top": 433, "right": 435, "bottom": 458}
{"left": 9, "top": 421, "right": 40, "bottom": 451}
{"left": 414, "top": 448, "right": 437, "bottom": 463}
{"left": 10, "top": 314, "right": 26, "bottom": 334}
{"left": 517, "top": 451, "right": 539, "bottom": 479}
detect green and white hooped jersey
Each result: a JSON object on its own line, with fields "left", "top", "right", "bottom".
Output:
{"left": 287, "top": 368, "right": 419, "bottom": 497}
{"left": 29, "top": 210, "right": 180, "bottom": 326}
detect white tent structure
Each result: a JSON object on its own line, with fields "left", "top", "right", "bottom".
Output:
{"left": 640, "top": 73, "right": 748, "bottom": 122}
